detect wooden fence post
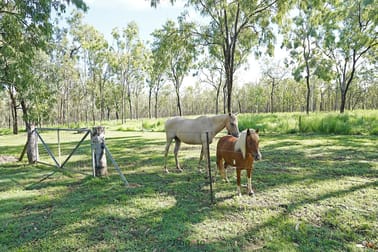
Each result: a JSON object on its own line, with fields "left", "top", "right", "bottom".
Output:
{"left": 26, "top": 124, "right": 38, "bottom": 164}
{"left": 91, "top": 126, "right": 108, "bottom": 177}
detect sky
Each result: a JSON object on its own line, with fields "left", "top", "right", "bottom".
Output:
{"left": 70, "top": 0, "right": 287, "bottom": 84}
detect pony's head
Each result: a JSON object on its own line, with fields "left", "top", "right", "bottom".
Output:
{"left": 235, "top": 128, "right": 261, "bottom": 160}
{"left": 225, "top": 113, "right": 239, "bottom": 137}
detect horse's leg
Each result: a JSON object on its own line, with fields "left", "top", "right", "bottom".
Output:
{"left": 247, "top": 167, "right": 254, "bottom": 196}
{"left": 202, "top": 142, "right": 210, "bottom": 177}
{"left": 173, "top": 138, "right": 183, "bottom": 172}
{"left": 164, "top": 137, "right": 173, "bottom": 173}
{"left": 198, "top": 146, "right": 204, "bottom": 173}
{"left": 236, "top": 168, "right": 242, "bottom": 196}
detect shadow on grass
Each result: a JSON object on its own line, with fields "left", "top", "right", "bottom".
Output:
{"left": 0, "top": 132, "right": 377, "bottom": 251}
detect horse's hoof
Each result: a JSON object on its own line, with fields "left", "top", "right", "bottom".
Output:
{"left": 164, "top": 169, "right": 170, "bottom": 174}
{"left": 248, "top": 191, "right": 255, "bottom": 196}
{"left": 176, "top": 168, "right": 183, "bottom": 173}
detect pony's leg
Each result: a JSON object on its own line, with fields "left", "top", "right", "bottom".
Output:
{"left": 247, "top": 168, "right": 254, "bottom": 196}
{"left": 214, "top": 158, "right": 219, "bottom": 182}
{"left": 164, "top": 137, "right": 173, "bottom": 173}
{"left": 216, "top": 159, "right": 225, "bottom": 182}
{"left": 224, "top": 163, "right": 230, "bottom": 183}
{"left": 236, "top": 168, "right": 242, "bottom": 196}
{"left": 173, "top": 138, "right": 183, "bottom": 172}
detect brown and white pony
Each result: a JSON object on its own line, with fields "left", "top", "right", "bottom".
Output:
{"left": 216, "top": 128, "right": 261, "bottom": 196}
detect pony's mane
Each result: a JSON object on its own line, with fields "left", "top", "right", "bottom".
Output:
{"left": 234, "top": 130, "right": 246, "bottom": 159}
{"left": 234, "top": 129, "right": 255, "bottom": 159}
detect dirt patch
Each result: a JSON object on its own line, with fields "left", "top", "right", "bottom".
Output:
{"left": 0, "top": 155, "right": 19, "bottom": 164}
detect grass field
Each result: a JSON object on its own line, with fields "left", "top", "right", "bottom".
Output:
{"left": 0, "top": 129, "right": 377, "bottom": 251}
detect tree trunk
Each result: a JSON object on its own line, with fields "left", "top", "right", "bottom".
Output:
{"left": 215, "top": 86, "right": 220, "bottom": 114}
{"left": 270, "top": 79, "right": 275, "bottom": 113}
{"left": 340, "top": 90, "right": 347, "bottom": 114}
{"left": 9, "top": 88, "right": 18, "bottom": 134}
{"left": 91, "top": 126, "right": 108, "bottom": 177}
{"left": 26, "top": 123, "right": 38, "bottom": 164}
{"left": 154, "top": 91, "right": 159, "bottom": 119}
{"left": 223, "top": 84, "right": 227, "bottom": 114}
{"left": 176, "top": 87, "right": 182, "bottom": 116}
{"left": 174, "top": 78, "right": 182, "bottom": 116}
{"left": 148, "top": 87, "right": 152, "bottom": 119}
{"left": 305, "top": 76, "right": 310, "bottom": 115}
{"left": 21, "top": 100, "right": 38, "bottom": 164}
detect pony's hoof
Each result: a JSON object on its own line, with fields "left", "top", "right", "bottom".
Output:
{"left": 248, "top": 191, "right": 255, "bottom": 196}
{"left": 176, "top": 168, "right": 183, "bottom": 173}
{"left": 164, "top": 169, "right": 170, "bottom": 174}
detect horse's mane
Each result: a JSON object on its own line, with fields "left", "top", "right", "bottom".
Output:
{"left": 234, "top": 129, "right": 248, "bottom": 159}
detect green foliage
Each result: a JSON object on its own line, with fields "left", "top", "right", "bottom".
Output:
{"left": 0, "top": 128, "right": 12, "bottom": 136}
{"left": 239, "top": 110, "right": 378, "bottom": 135}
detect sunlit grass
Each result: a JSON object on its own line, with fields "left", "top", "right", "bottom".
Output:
{"left": 0, "top": 129, "right": 377, "bottom": 251}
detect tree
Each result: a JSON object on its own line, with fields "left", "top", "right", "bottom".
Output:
{"left": 146, "top": 46, "right": 167, "bottom": 119}
{"left": 316, "top": 0, "right": 378, "bottom": 113}
{"left": 190, "top": 0, "right": 291, "bottom": 113}
{"left": 152, "top": 19, "right": 196, "bottom": 116}
{"left": 0, "top": 0, "right": 86, "bottom": 164}
{"left": 149, "top": 0, "right": 175, "bottom": 7}
{"left": 260, "top": 58, "right": 287, "bottom": 113}
{"left": 282, "top": 2, "right": 328, "bottom": 114}
{"left": 68, "top": 11, "right": 112, "bottom": 124}
{"left": 111, "top": 23, "right": 146, "bottom": 122}
{"left": 197, "top": 56, "right": 224, "bottom": 114}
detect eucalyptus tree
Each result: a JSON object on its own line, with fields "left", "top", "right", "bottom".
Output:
{"left": 0, "top": 0, "right": 87, "bottom": 134}
{"left": 189, "top": 0, "right": 292, "bottom": 113}
{"left": 50, "top": 25, "right": 82, "bottom": 125}
{"left": 316, "top": 0, "right": 378, "bottom": 113}
{"left": 69, "top": 11, "right": 111, "bottom": 123}
{"left": 151, "top": 18, "right": 197, "bottom": 116}
{"left": 197, "top": 56, "right": 224, "bottom": 114}
{"left": 282, "top": 2, "right": 332, "bottom": 114}
{"left": 111, "top": 22, "right": 146, "bottom": 122}
{"left": 146, "top": 45, "right": 167, "bottom": 119}
{"left": 260, "top": 57, "right": 287, "bottom": 113}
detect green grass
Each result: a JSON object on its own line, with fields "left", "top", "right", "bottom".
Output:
{"left": 238, "top": 110, "right": 378, "bottom": 135}
{"left": 0, "top": 129, "right": 377, "bottom": 251}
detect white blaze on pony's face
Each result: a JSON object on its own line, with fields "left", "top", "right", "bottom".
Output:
{"left": 225, "top": 113, "right": 239, "bottom": 137}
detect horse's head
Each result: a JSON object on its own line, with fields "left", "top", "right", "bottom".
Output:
{"left": 226, "top": 112, "right": 239, "bottom": 137}
{"left": 246, "top": 128, "right": 262, "bottom": 161}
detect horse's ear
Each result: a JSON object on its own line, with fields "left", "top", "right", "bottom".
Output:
{"left": 255, "top": 128, "right": 259, "bottom": 134}
{"left": 247, "top": 128, "right": 250, "bottom": 135}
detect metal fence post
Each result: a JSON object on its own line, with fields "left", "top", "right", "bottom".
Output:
{"left": 206, "top": 131, "right": 214, "bottom": 204}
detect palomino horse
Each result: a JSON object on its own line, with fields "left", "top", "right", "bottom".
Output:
{"left": 164, "top": 113, "right": 239, "bottom": 173}
{"left": 216, "top": 128, "right": 261, "bottom": 196}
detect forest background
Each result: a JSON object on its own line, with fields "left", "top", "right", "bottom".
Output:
{"left": 0, "top": 0, "right": 377, "bottom": 134}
